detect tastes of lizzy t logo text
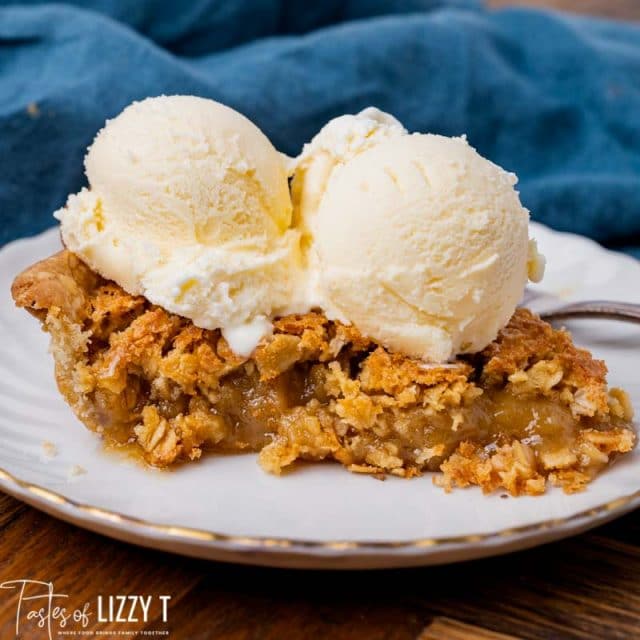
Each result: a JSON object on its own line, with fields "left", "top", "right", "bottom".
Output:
{"left": 0, "top": 579, "right": 171, "bottom": 639}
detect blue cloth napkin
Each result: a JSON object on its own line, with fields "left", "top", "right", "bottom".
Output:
{"left": 1, "top": 0, "right": 639, "bottom": 257}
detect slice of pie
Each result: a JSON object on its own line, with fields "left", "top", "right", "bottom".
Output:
{"left": 12, "top": 250, "right": 635, "bottom": 496}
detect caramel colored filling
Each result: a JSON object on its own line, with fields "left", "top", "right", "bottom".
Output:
{"left": 93, "top": 360, "right": 627, "bottom": 478}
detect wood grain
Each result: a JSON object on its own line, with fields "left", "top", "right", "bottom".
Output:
{"left": 1, "top": 489, "right": 640, "bottom": 639}
{"left": 418, "top": 618, "right": 521, "bottom": 640}
{"left": 487, "top": 0, "right": 640, "bottom": 21}
{"left": 0, "top": 499, "right": 203, "bottom": 638}
{"left": 1, "top": 1, "right": 639, "bottom": 639}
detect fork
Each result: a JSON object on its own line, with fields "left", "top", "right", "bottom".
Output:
{"left": 522, "top": 290, "right": 640, "bottom": 324}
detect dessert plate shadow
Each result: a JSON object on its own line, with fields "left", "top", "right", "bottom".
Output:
{"left": 0, "top": 223, "right": 639, "bottom": 569}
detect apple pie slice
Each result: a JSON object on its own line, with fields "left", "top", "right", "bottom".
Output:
{"left": 12, "top": 251, "right": 635, "bottom": 496}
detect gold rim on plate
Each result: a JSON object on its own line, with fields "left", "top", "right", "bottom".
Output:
{"left": 1, "top": 465, "right": 638, "bottom": 552}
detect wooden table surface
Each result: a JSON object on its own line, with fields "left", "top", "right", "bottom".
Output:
{"left": 2, "top": 2, "right": 639, "bottom": 639}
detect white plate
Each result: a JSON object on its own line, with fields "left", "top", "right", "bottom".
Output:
{"left": 0, "top": 224, "right": 639, "bottom": 569}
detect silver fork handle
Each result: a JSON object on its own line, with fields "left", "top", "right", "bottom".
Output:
{"left": 540, "top": 301, "right": 640, "bottom": 324}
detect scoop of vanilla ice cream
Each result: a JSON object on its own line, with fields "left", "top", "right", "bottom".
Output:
{"left": 310, "top": 133, "right": 540, "bottom": 361}
{"left": 291, "top": 107, "right": 407, "bottom": 231}
{"left": 55, "top": 96, "right": 301, "bottom": 355}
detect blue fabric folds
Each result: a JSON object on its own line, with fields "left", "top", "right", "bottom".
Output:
{"left": 0, "top": 0, "right": 639, "bottom": 256}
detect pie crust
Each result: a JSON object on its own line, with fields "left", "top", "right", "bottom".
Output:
{"left": 12, "top": 251, "right": 635, "bottom": 496}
